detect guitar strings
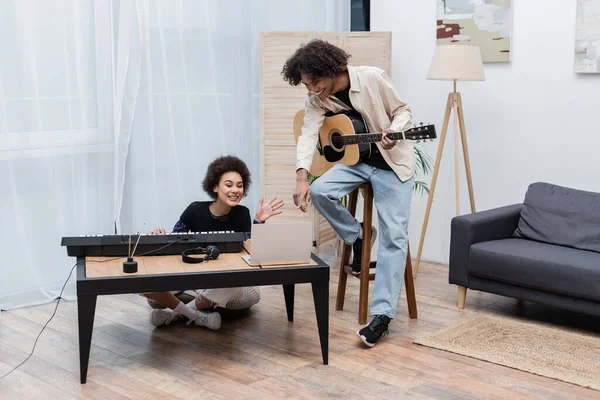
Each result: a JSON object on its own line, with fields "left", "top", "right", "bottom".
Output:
{"left": 329, "top": 125, "right": 433, "bottom": 145}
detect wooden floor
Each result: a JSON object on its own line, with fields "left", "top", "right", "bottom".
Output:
{"left": 1, "top": 248, "right": 599, "bottom": 399}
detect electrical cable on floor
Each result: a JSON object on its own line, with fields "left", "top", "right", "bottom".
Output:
{"left": 0, "top": 237, "right": 185, "bottom": 380}
{"left": 0, "top": 262, "right": 76, "bottom": 381}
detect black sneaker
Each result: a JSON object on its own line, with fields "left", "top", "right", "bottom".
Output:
{"left": 351, "top": 223, "right": 377, "bottom": 275}
{"left": 357, "top": 315, "right": 391, "bottom": 347}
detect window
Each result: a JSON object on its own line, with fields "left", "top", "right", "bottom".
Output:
{"left": 351, "top": 0, "right": 370, "bottom": 31}
{"left": 0, "top": 0, "right": 112, "bottom": 157}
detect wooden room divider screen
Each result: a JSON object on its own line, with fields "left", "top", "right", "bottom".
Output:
{"left": 259, "top": 31, "right": 391, "bottom": 253}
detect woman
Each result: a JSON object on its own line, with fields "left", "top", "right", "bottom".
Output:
{"left": 145, "top": 155, "right": 283, "bottom": 330}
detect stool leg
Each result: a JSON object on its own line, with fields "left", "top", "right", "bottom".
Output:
{"left": 336, "top": 242, "right": 351, "bottom": 311}
{"left": 358, "top": 265, "right": 370, "bottom": 325}
{"left": 404, "top": 244, "right": 418, "bottom": 319}
{"left": 336, "top": 189, "right": 359, "bottom": 311}
{"left": 358, "top": 185, "right": 374, "bottom": 325}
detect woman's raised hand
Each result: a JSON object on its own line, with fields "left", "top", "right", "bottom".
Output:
{"left": 254, "top": 197, "right": 284, "bottom": 222}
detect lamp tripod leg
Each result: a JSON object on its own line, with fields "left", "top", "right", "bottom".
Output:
{"left": 454, "top": 94, "right": 460, "bottom": 216}
{"left": 456, "top": 93, "right": 476, "bottom": 213}
{"left": 414, "top": 93, "right": 453, "bottom": 277}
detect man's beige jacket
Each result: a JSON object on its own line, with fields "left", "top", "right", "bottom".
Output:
{"left": 296, "top": 65, "right": 415, "bottom": 182}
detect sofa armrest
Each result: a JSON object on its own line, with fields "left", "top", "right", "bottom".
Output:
{"left": 449, "top": 203, "right": 523, "bottom": 287}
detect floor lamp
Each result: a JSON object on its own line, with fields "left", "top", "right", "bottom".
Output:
{"left": 414, "top": 45, "right": 485, "bottom": 277}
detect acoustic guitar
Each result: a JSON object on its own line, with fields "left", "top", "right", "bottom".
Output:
{"left": 293, "top": 109, "right": 437, "bottom": 176}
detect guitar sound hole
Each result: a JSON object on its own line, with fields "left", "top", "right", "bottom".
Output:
{"left": 330, "top": 131, "right": 344, "bottom": 151}
{"left": 323, "top": 131, "right": 345, "bottom": 162}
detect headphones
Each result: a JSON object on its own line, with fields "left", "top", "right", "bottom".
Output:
{"left": 181, "top": 245, "right": 220, "bottom": 264}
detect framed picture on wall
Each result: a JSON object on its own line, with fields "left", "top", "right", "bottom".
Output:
{"left": 436, "top": 0, "right": 512, "bottom": 63}
{"left": 575, "top": 0, "right": 600, "bottom": 73}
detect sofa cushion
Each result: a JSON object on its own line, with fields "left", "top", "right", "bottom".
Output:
{"left": 513, "top": 182, "right": 600, "bottom": 253}
{"left": 469, "top": 238, "right": 600, "bottom": 302}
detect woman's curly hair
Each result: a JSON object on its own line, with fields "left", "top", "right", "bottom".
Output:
{"left": 281, "top": 39, "right": 351, "bottom": 86}
{"left": 202, "top": 155, "right": 251, "bottom": 200}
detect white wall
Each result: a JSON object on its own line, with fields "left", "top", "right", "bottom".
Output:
{"left": 371, "top": 0, "right": 600, "bottom": 265}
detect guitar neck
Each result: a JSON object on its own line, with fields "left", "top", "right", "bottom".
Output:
{"left": 341, "top": 131, "right": 405, "bottom": 145}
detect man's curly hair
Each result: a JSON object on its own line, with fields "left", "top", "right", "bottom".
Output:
{"left": 281, "top": 39, "right": 351, "bottom": 86}
{"left": 202, "top": 155, "right": 251, "bottom": 200}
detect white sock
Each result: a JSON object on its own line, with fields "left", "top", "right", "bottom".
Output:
{"left": 174, "top": 302, "right": 197, "bottom": 320}
{"left": 186, "top": 298, "right": 199, "bottom": 310}
{"left": 358, "top": 225, "right": 363, "bottom": 239}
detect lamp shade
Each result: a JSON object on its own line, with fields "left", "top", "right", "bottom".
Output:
{"left": 427, "top": 45, "right": 485, "bottom": 81}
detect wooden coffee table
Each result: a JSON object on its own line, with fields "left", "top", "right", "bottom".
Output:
{"left": 75, "top": 242, "right": 329, "bottom": 383}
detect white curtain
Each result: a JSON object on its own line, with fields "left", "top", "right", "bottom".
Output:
{"left": 0, "top": 0, "right": 114, "bottom": 310}
{"left": 114, "top": 0, "right": 350, "bottom": 233}
{"left": 0, "top": 0, "right": 349, "bottom": 310}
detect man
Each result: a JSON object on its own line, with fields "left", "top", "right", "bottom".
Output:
{"left": 281, "top": 39, "right": 415, "bottom": 347}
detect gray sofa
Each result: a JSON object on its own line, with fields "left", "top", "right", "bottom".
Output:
{"left": 449, "top": 182, "right": 600, "bottom": 317}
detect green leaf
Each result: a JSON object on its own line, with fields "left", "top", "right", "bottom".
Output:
{"left": 307, "top": 172, "right": 319, "bottom": 185}
{"left": 412, "top": 145, "right": 434, "bottom": 197}
{"left": 414, "top": 180, "right": 430, "bottom": 196}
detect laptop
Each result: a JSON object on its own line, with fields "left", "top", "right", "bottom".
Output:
{"left": 242, "top": 221, "right": 313, "bottom": 266}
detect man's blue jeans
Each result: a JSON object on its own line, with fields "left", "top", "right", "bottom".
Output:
{"left": 310, "top": 163, "right": 414, "bottom": 319}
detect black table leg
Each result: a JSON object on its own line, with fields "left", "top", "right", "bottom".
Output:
{"left": 283, "top": 284, "right": 295, "bottom": 322}
{"left": 77, "top": 295, "right": 97, "bottom": 384}
{"left": 311, "top": 280, "right": 328, "bottom": 365}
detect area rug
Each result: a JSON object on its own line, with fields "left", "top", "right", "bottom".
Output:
{"left": 414, "top": 315, "right": 600, "bottom": 391}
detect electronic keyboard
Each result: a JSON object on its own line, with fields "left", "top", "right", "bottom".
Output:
{"left": 61, "top": 231, "right": 245, "bottom": 257}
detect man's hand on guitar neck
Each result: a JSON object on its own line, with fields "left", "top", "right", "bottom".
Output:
{"left": 381, "top": 128, "right": 396, "bottom": 150}
{"left": 294, "top": 169, "right": 311, "bottom": 213}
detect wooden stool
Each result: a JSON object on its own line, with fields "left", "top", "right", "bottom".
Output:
{"left": 335, "top": 183, "right": 418, "bottom": 325}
